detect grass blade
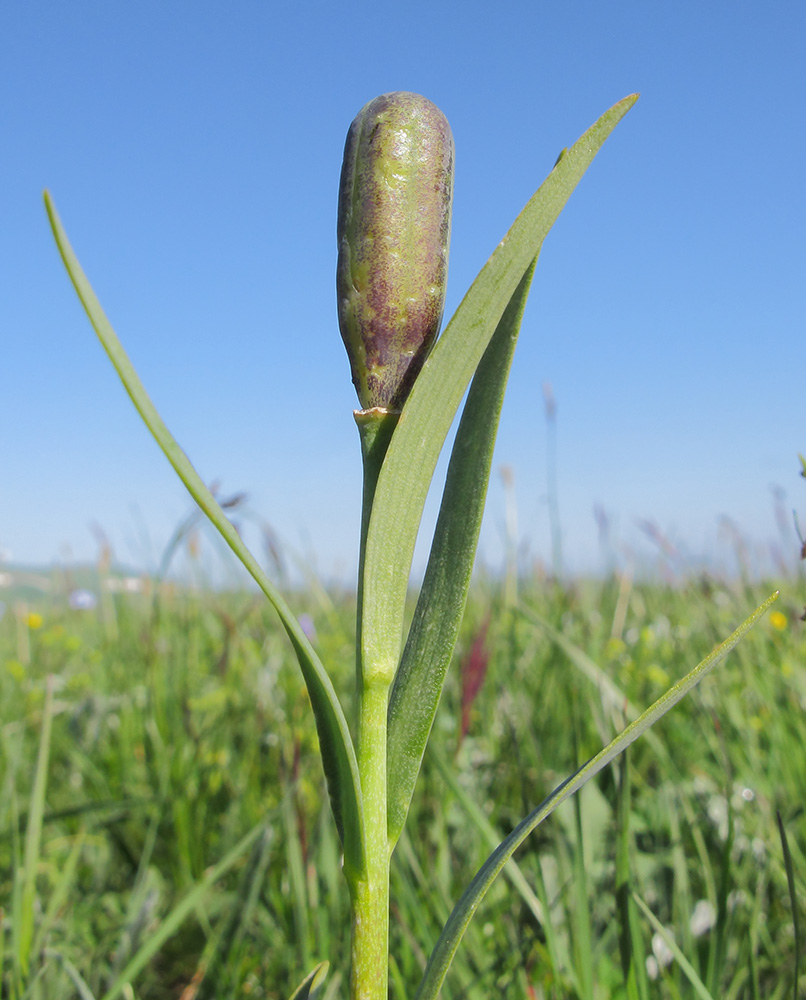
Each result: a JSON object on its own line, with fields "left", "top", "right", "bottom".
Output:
{"left": 99, "top": 821, "right": 263, "bottom": 1000}
{"left": 632, "top": 891, "right": 716, "bottom": 1000}
{"left": 43, "top": 192, "right": 365, "bottom": 879}
{"left": 43, "top": 948, "right": 99, "bottom": 1000}
{"left": 430, "top": 747, "right": 545, "bottom": 927}
{"left": 777, "top": 811, "right": 801, "bottom": 1000}
{"left": 360, "top": 94, "right": 638, "bottom": 685}
{"left": 31, "top": 829, "right": 86, "bottom": 961}
{"left": 197, "top": 824, "right": 275, "bottom": 1000}
{"left": 616, "top": 753, "right": 650, "bottom": 1000}
{"left": 386, "top": 260, "right": 536, "bottom": 845}
{"left": 289, "top": 961, "right": 330, "bottom": 1000}
{"left": 572, "top": 791, "right": 594, "bottom": 1000}
{"left": 283, "top": 785, "right": 312, "bottom": 972}
{"left": 413, "top": 592, "right": 777, "bottom": 1000}
{"left": 18, "top": 676, "right": 55, "bottom": 981}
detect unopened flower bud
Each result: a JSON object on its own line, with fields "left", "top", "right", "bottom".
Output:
{"left": 337, "top": 92, "right": 454, "bottom": 411}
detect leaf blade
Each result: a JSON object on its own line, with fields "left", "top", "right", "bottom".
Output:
{"left": 99, "top": 823, "right": 264, "bottom": 1000}
{"left": 360, "top": 94, "right": 639, "bottom": 684}
{"left": 386, "top": 260, "right": 536, "bottom": 845}
{"left": 413, "top": 592, "right": 778, "bottom": 1000}
{"left": 43, "top": 193, "right": 366, "bottom": 878}
{"left": 632, "top": 892, "right": 716, "bottom": 1000}
{"left": 18, "top": 676, "right": 55, "bottom": 980}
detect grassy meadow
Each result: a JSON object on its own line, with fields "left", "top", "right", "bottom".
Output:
{"left": 1, "top": 556, "right": 804, "bottom": 999}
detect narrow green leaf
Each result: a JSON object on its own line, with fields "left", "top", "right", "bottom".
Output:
{"left": 43, "top": 192, "right": 366, "bottom": 879}
{"left": 360, "top": 95, "right": 638, "bottom": 684}
{"left": 288, "top": 961, "right": 330, "bottom": 1000}
{"left": 616, "top": 754, "right": 650, "bottom": 1000}
{"left": 99, "top": 823, "right": 263, "bottom": 1000}
{"left": 283, "top": 786, "right": 312, "bottom": 971}
{"left": 632, "top": 891, "right": 716, "bottom": 1000}
{"left": 32, "top": 829, "right": 86, "bottom": 961}
{"left": 706, "top": 797, "right": 733, "bottom": 995}
{"left": 43, "top": 948, "right": 99, "bottom": 1000}
{"left": 521, "top": 606, "right": 668, "bottom": 760}
{"left": 195, "top": 825, "right": 275, "bottom": 1000}
{"left": 777, "top": 811, "right": 801, "bottom": 1000}
{"left": 413, "top": 592, "right": 777, "bottom": 1000}
{"left": 386, "top": 260, "right": 536, "bottom": 845}
{"left": 430, "top": 746, "right": 545, "bottom": 928}
{"left": 19, "top": 676, "right": 54, "bottom": 979}
{"left": 572, "top": 792, "right": 594, "bottom": 1000}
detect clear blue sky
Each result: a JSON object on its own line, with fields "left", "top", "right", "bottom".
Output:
{"left": 3, "top": 1, "right": 804, "bottom": 581}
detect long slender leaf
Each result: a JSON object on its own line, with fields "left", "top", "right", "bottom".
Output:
{"left": 616, "top": 753, "right": 650, "bottom": 1000}
{"left": 32, "top": 828, "right": 86, "bottom": 961}
{"left": 413, "top": 592, "right": 777, "bottom": 1000}
{"left": 777, "top": 811, "right": 801, "bottom": 1000}
{"left": 99, "top": 822, "right": 263, "bottom": 1000}
{"left": 197, "top": 824, "right": 275, "bottom": 1000}
{"left": 430, "top": 745, "right": 545, "bottom": 927}
{"left": 386, "top": 260, "right": 536, "bottom": 845}
{"left": 632, "top": 892, "right": 716, "bottom": 1000}
{"left": 289, "top": 961, "right": 330, "bottom": 1000}
{"left": 521, "top": 606, "right": 670, "bottom": 761}
{"left": 360, "top": 94, "right": 638, "bottom": 684}
{"left": 283, "top": 785, "right": 312, "bottom": 971}
{"left": 43, "top": 948, "right": 99, "bottom": 1000}
{"left": 572, "top": 791, "right": 594, "bottom": 1000}
{"left": 18, "top": 676, "right": 54, "bottom": 980}
{"left": 43, "top": 192, "right": 365, "bottom": 879}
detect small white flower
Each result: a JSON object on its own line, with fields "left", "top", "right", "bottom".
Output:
{"left": 652, "top": 931, "right": 675, "bottom": 969}
{"left": 690, "top": 899, "right": 716, "bottom": 937}
{"left": 707, "top": 795, "right": 729, "bottom": 841}
{"left": 728, "top": 889, "right": 748, "bottom": 911}
{"left": 732, "top": 784, "right": 755, "bottom": 808}
{"left": 69, "top": 588, "right": 97, "bottom": 610}
{"left": 652, "top": 615, "right": 671, "bottom": 638}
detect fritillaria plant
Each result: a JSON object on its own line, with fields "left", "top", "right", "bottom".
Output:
{"left": 44, "top": 91, "right": 776, "bottom": 1000}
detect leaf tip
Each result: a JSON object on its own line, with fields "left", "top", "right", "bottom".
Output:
{"left": 42, "top": 190, "right": 59, "bottom": 233}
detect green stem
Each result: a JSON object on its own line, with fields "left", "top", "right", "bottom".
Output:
{"left": 350, "top": 407, "right": 399, "bottom": 1000}
{"left": 354, "top": 408, "right": 400, "bottom": 683}
{"left": 351, "top": 680, "right": 392, "bottom": 1000}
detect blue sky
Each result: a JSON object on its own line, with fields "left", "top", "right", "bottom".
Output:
{"left": 3, "top": 1, "right": 804, "bottom": 581}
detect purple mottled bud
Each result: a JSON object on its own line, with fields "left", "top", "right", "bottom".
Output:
{"left": 337, "top": 92, "right": 454, "bottom": 411}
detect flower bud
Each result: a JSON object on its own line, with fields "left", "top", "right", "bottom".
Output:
{"left": 337, "top": 92, "right": 454, "bottom": 411}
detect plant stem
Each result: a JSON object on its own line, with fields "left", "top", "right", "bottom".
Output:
{"left": 351, "top": 679, "right": 391, "bottom": 1000}
{"left": 350, "top": 407, "right": 399, "bottom": 1000}
{"left": 354, "top": 408, "right": 400, "bottom": 688}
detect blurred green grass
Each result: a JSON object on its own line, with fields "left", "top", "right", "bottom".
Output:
{"left": 1, "top": 565, "right": 803, "bottom": 999}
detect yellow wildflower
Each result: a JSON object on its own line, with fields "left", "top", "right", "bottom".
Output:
{"left": 6, "top": 660, "right": 25, "bottom": 682}
{"left": 769, "top": 611, "right": 787, "bottom": 631}
{"left": 647, "top": 663, "right": 670, "bottom": 688}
